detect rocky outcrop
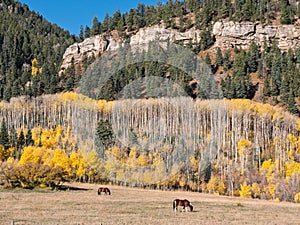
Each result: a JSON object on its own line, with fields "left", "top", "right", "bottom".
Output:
{"left": 60, "top": 21, "right": 300, "bottom": 73}
{"left": 213, "top": 21, "right": 300, "bottom": 50}
{"left": 61, "top": 35, "right": 120, "bottom": 72}
{"left": 60, "top": 24, "right": 201, "bottom": 74}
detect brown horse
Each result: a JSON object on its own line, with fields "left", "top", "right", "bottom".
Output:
{"left": 173, "top": 199, "right": 193, "bottom": 212}
{"left": 98, "top": 187, "right": 111, "bottom": 195}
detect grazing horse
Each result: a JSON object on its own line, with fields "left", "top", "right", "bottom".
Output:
{"left": 173, "top": 199, "right": 193, "bottom": 212}
{"left": 98, "top": 187, "right": 111, "bottom": 195}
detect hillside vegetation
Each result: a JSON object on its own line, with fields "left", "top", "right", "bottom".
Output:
{"left": 0, "top": 0, "right": 300, "bottom": 204}
{"left": 63, "top": 0, "right": 300, "bottom": 115}
{"left": 0, "top": 93, "right": 300, "bottom": 202}
{"left": 0, "top": 0, "right": 76, "bottom": 101}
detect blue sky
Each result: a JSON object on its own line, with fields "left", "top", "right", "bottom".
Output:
{"left": 18, "top": 0, "right": 168, "bottom": 35}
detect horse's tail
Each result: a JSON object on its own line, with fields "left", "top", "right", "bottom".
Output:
{"left": 97, "top": 188, "right": 101, "bottom": 195}
{"left": 189, "top": 204, "right": 193, "bottom": 212}
{"left": 107, "top": 188, "right": 111, "bottom": 195}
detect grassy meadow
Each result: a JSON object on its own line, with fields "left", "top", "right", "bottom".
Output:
{"left": 0, "top": 183, "right": 299, "bottom": 225}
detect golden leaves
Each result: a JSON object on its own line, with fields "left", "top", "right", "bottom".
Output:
{"left": 239, "top": 182, "right": 252, "bottom": 198}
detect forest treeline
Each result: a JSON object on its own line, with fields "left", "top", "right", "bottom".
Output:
{"left": 0, "top": 93, "right": 300, "bottom": 203}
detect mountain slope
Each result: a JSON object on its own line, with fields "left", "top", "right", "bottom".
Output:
{"left": 0, "top": 0, "right": 76, "bottom": 100}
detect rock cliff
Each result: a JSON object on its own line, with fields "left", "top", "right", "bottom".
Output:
{"left": 213, "top": 21, "right": 300, "bottom": 50}
{"left": 60, "top": 21, "right": 300, "bottom": 73}
{"left": 60, "top": 24, "right": 201, "bottom": 74}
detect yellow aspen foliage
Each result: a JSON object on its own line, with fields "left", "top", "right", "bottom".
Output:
{"left": 238, "top": 139, "right": 251, "bottom": 156}
{"left": 268, "top": 183, "right": 277, "bottom": 199}
{"left": 287, "top": 134, "right": 297, "bottom": 148}
{"left": 50, "top": 149, "right": 70, "bottom": 172}
{"left": 19, "top": 146, "right": 49, "bottom": 165}
{"left": 127, "top": 149, "right": 138, "bottom": 169}
{"left": 0, "top": 145, "right": 9, "bottom": 161}
{"left": 153, "top": 159, "right": 166, "bottom": 183}
{"left": 261, "top": 159, "right": 273, "bottom": 171}
{"left": 239, "top": 182, "right": 252, "bottom": 198}
{"left": 190, "top": 155, "right": 199, "bottom": 171}
{"left": 41, "top": 129, "right": 56, "bottom": 149}
{"left": 76, "top": 157, "right": 87, "bottom": 177}
{"left": 285, "top": 161, "right": 300, "bottom": 177}
{"left": 287, "top": 150, "right": 295, "bottom": 161}
{"left": 206, "top": 133, "right": 211, "bottom": 141}
{"left": 129, "top": 148, "right": 137, "bottom": 158}
{"left": 31, "top": 126, "right": 42, "bottom": 146}
{"left": 110, "top": 146, "right": 122, "bottom": 160}
{"left": 298, "top": 137, "right": 300, "bottom": 154}
{"left": 31, "top": 58, "right": 40, "bottom": 76}
{"left": 207, "top": 176, "right": 219, "bottom": 193}
{"left": 218, "top": 181, "right": 226, "bottom": 195}
{"left": 143, "top": 171, "right": 154, "bottom": 185}
{"left": 97, "top": 100, "right": 108, "bottom": 112}
{"left": 7, "top": 157, "right": 15, "bottom": 164}
{"left": 251, "top": 182, "right": 261, "bottom": 198}
{"left": 55, "top": 125, "right": 63, "bottom": 142}
{"left": 179, "top": 176, "right": 187, "bottom": 188}
{"left": 69, "top": 152, "right": 80, "bottom": 169}
{"left": 86, "top": 150, "right": 99, "bottom": 170}
{"left": 137, "top": 153, "right": 148, "bottom": 166}
{"left": 153, "top": 155, "right": 163, "bottom": 166}
{"left": 296, "top": 119, "right": 300, "bottom": 131}
{"left": 294, "top": 193, "right": 300, "bottom": 203}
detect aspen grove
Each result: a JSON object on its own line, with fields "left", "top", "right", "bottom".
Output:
{"left": 0, "top": 92, "right": 300, "bottom": 202}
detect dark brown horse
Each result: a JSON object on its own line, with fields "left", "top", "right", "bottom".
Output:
{"left": 98, "top": 187, "right": 111, "bottom": 195}
{"left": 173, "top": 199, "right": 193, "bottom": 212}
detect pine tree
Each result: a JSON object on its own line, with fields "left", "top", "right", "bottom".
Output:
{"left": 216, "top": 47, "right": 223, "bottom": 68}
{"left": 247, "top": 41, "right": 259, "bottom": 73}
{"left": 91, "top": 16, "right": 101, "bottom": 35}
{"left": 16, "top": 129, "right": 25, "bottom": 159}
{"left": 95, "top": 120, "right": 115, "bottom": 158}
{"left": 280, "top": 0, "right": 294, "bottom": 24}
{"left": 102, "top": 12, "right": 110, "bottom": 32}
{"left": 0, "top": 121, "right": 10, "bottom": 149}
{"left": 79, "top": 25, "right": 84, "bottom": 41}
{"left": 84, "top": 25, "right": 91, "bottom": 38}
{"left": 25, "top": 129, "right": 34, "bottom": 146}
{"left": 263, "top": 75, "right": 271, "bottom": 97}
{"left": 280, "top": 72, "right": 289, "bottom": 103}
{"left": 223, "top": 51, "right": 231, "bottom": 71}
{"left": 287, "top": 85, "right": 298, "bottom": 115}
{"left": 199, "top": 29, "right": 215, "bottom": 51}
{"left": 9, "top": 125, "right": 18, "bottom": 148}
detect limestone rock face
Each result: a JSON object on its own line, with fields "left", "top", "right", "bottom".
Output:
{"left": 213, "top": 21, "right": 300, "bottom": 50}
{"left": 60, "top": 35, "right": 109, "bottom": 71}
{"left": 130, "top": 24, "right": 201, "bottom": 47}
{"left": 60, "top": 25, "right": 201, "bottom": 74}
{"left": 60, "top": 21, "right": 300, "bottom": 73}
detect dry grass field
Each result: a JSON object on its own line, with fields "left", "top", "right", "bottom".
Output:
{"left": 0, "top": 183, "right": 300, "bottom": 225}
